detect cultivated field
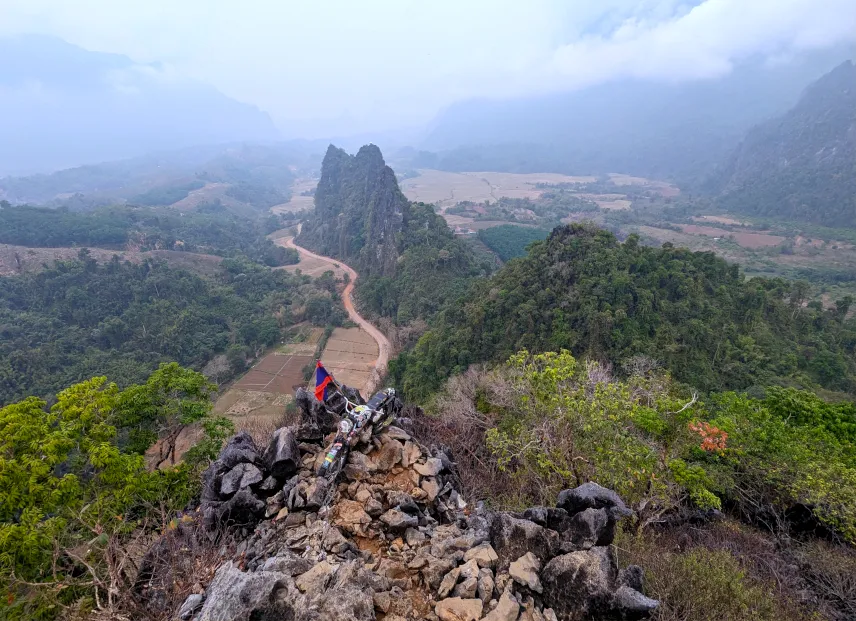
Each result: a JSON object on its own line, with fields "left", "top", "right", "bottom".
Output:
{"left": 400, "top": 169, "right": 597, "bottom": 210}
{"left": 679, "top": 225, "right": 785, "bottom": 248}
{"left": 320, "top": 327, "right": 379, "bottom": 392}
{"left": 232, "top": 353, "right": 311, "bottom": 394}
{"left": 693, "top": 215, "right": 749, "bottom": 226}
{"left": 271, "top": 177, "right": 318, "bottom": 214}
{"left": 607, "top": 173, "right": 680, "bottom": 197}
{"left": 593, "top": 198, "right": 632, "bottom": 211}
{"left": 442, "top": 215, "right": 538, "bottom": 231}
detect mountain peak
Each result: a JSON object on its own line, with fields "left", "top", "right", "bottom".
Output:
{"left": 299, "top": 144, "right": 405, "bottom": 277}
{"left": 711, "top": 59, "right": 856, "bottom": 226}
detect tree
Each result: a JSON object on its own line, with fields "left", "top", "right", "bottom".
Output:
{"left": 0, "top": 370, "right": 218, "bottom": 619}
{"left": 116, "top": 363, "right": 216, "bottom": 464}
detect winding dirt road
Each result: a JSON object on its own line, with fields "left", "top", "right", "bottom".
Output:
{"left": 281, "top": 230, "right": 391, "bottom": 391}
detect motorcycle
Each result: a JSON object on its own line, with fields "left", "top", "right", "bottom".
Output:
{"left": 317, "top": 386, "right": 400, "bottom": 480}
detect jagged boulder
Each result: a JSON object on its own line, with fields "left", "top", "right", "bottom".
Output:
{"left": 263, "top": 427, "right": 301, "bottom": 479}
{"left": 218, "top": 431, "right": 260, "bottom": 469}
{"left": 196, "top": 562, "right": 290, "bottom": 620}
{"left": 220, "top": 463, "right": 263, "bottom": 496}
{"left": 490, "top": 513, "right": 559, "bottom": 571}
{"left": 153, "top": 391, "right": 658, "bottom": 621}
{"left": 557, "top": 482, "right": 633, "bottom": 520}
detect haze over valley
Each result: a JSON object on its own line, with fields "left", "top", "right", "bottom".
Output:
{"left": 2, "top": 3, "right": 856, "bottom": 621}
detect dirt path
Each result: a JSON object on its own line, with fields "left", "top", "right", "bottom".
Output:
{"left": 278, "top": 228, "right": 391, "bottom": 392}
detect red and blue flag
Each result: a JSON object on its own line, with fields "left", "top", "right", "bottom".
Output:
{"left": 314, "top": 361, "right": 335, "bottom": 401}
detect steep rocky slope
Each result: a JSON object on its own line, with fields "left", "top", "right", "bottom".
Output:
{"left": 298, "top": 144, "right": 406, "bottom": 277}
{"left": 137, "top": 388, "right": 657, "bottom": 621}
{"left": 710, "top": 60, "right": 856, "bottom": 227}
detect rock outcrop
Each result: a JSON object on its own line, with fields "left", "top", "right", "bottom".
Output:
{"left": 297, "top": 144, "right": 407, "bottom": 277}
{"left": 144, "top": 389, "right": 658, "bottom": 621}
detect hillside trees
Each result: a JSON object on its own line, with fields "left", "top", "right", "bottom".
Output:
{"left": 0, "top": 253, "right": 344, "bottom": 404}
{"left": 710, "top": 61, "right": 856, "bottom": 227}
{"left": 393, "top": 223, "right": 856, "bottom": 400}
{"left": 0, "top": 367, "right": 229, "bottom": 619}
{"left": 0, "top": 204, "right": 297, "bottom": 267}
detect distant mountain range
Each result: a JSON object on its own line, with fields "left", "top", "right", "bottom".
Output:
{"left": 0, "top": 35, "right": 279, "bottom": 175}
{"left": 710, "top": 61, "right": 856, "bottom": 228}
{"left": 0, "top": 141, "right": 326, "bottom": 211}
{"left": 416, "top": 48, "right": 851, "bottom": 185}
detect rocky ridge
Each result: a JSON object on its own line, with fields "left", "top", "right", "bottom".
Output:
{"left": 148, "top": 388, "right": 658, "bottom": 621}
{"left": 297, "top": 144, "right": 406, "bottom": 277}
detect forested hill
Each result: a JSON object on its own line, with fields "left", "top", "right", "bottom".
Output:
{"left": 297, "top": 144, "right": 483, "bottom": 324}
{"left": 392, "top": 223, "right": 856, "bottom": 400}
{"left": 710, "top": 60, "right": 856, "bottom": 227}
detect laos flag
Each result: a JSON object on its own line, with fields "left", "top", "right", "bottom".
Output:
{"left": 314, "top": 361, "right": 335, "bottom": 401}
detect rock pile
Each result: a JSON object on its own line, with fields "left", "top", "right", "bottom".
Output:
{"left": 165, "top": 388, "right": 658, "bottom": 621}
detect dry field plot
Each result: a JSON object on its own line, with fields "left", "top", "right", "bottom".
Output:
{"left": 608, "top": 173, "right": 680, "bottom": 197}
{"left": 693, "top": 215, "right": 749, "bottom": 226}
{"left": 233, "top": 353, "right": 311, "bottom": 394}
{"left": 400, "top": 169, "right": 596, "bottom": 210}
{"left": 277, "top": 253, "right": 348, "bottom": 279}
{"left": 271, "top": 178, "right": 318, "bottom": 214}
{"left": 320, "top": 327, "right": 379, "bottom": 392}
{"left": 272, "top": 235, "right": 348, "bottom": 279}
{"left": 280, "top": 326, "right": 324, "bottom": 356}
{"left": 679, "top": 225, "right": 785, "bottom": 248}
{"left": 442, "top": 215, "right": 533, "bottom": 231}
{"left": 593, "top": 199, "right": 632, "bottom": 211}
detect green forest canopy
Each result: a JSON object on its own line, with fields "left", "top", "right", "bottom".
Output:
{"left": 392, "top": 223, "right": 856, "bottom": 401}
{"left": 0, "top": 252, "right": 344, "bottom": 405}
{"left": 0, "top": 364, "right": 233, "bottom": 620}
{"left": 477, "top": 224, "right": 550, "bottom": 261}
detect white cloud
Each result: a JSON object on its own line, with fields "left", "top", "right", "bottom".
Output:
{"left": 0, "top": 0, "right": 853, "bottom": 136}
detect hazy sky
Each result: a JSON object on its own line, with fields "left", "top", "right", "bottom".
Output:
{"left": 2, "top": 0, "right": 855, "bottom": 136}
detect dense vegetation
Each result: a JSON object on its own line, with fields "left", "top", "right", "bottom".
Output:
{"left": 0, "top": 252, "right": 344, "bottom": 404}
{"left": 428, "top": 351, "right": 856, "bottom": 539}
{"left": 477, "top": 224, "right": 550, "bottom": 261}
{"left": 356, "top": 201, "right": 484, "bottom": 324}
{"left": 0, "top": 364, "right": 233, "bottom": 620}
{"left": 0, "top": 202, "right": 298, "bottom": 267}
{"left": 130, "top": 179, "right": 206, "bottom": 206}
{"left": 710, "top": 61, "right": 856, "bottom": 227}
{"left": 393, "top": 223, "right": 856, "bottom": 400}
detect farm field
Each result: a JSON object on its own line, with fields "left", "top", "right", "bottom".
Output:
{"left": 678, "top": 225, "right": 786, "bottom": 248}
{"left": 443, "top": 215, "right": 538, "bottom": 231}
{"left": 271, "top": 177, "right": 318, "bottom": 214}
{"left": 400, "top": 169, "right": 597, "bottom": 210}
{"left": 320, "top": 327, "right": 379, "bottom": 393}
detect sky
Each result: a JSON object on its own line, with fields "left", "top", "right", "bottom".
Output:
{"left": 2, "top": 0, "right": 855, "bottom": 137}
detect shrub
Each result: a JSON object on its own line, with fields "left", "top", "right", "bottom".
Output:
{"left": 428, "top": 349, "right": 856, "bottom": 542}
{"left": 617, "top": 531, "right": 810, "bottom": 621}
